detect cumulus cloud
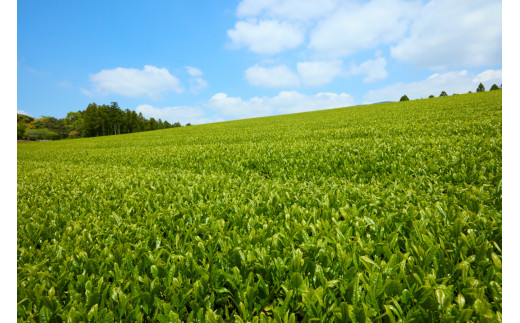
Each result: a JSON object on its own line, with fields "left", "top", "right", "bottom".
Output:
{"left": 363, "top": 69, "right": 502, "bottom": 103}
{"left": 206, "top": 91, "right": 355, "bottom": 119}
{"left": 236, "top": 0, "right": 338, "bottom": 22}
{"left": 309, "top": 0, "right": 421, "bottom": 57}
{"left": 183, "top": 66, "right": 208, "bottom": 93}
{"left": 245, "top": 60, "right": 345, "bottom": 88}
{"left": 245, "top": 65, "right": 300, "bottom": 87}
{"left": 391, "top": 0, "right": 502, "bottom": 69}
{"left": 136, "top": 91, "right": 355, "bottom": 124}
{"left": 135, "top": 104, "right": 217, "bottom": 125}
{"left": 88, "top": 65, "right": 182, "bottom": 99}
{"left": 297, "top": 60, "right": 343, "bottom": 86}
{"left": 473, "top": 70, "right": 502, "bottom": 84}
{"left": 348, "top": 57, "right": 388, "bottom": 83}
{"left": 227, "top": 19, "right": 305, "bottom": 54}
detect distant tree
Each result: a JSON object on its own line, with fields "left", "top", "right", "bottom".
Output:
{"left": 17, "top": 114, "right": 34, "bottom": 125}
{"left": 440, "top": 91, "right": 448, "bottom": 97}
{"left": 429, "top": 95, "right": 435, "bottom": 98}
{"left": 65, "top": 111, "right": 85, "bottom": 137}
{"left": 17, "top": 123, "right": 26, "bottom": 140}
{"left": 468, "top": 91, "right": 472, "bottom": 94}
{"left": 149, "top": 118, "right": 158, "bottom": 131}
{"left": 27, "top": 118, "right": 47, "bottom": 129}
{"left": 24, "top": 128, "right": 59, "bottom": 141}
{"left": 40, "top": 116, "right": 68, "bottom": 139}
{"left": 163, "top": 120, "right": 171, "bottom": 128}
{"left": 173, "top": 122, "right": 181, "bottom": 128}
{"left": 83, "top": 103, "right": 100, "bottom": 137}
{"left": 400, "top": 95, "right": 409, "bottom": 101}
{"left": 476, "top": 83, "right": 485, "bottom": 92}
{"left": 490, "top": 84, "right": 500, "bottom": 91}
{"left": 185, "top": 123, "right": 192, "bottom": 126}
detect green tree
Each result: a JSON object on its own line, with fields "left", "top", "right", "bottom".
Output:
{"left": 429, "top": 95, "right": 435, "bottom": 98}
{"left": 17, "top": 113, "right": 34, "bottom": 125}
{"left": 24, "top": 128, "right": 59, "bottom": 141}
{"left": 149, "top": 117, "right": 158, "bottom": 131}
{"left": 17, "top": 123, "right": 26, "bottom": 140}
{"left": 476, "top": 83, "right": 485, "bottom": 92}
{"left": 490, "top": 84, "right": 500, "bottom": 91}
{"left": 440, "top": 91, "right": 448, "bottom": 97}
{"left": 83, "top": 103, "right": 100, "bottom": 137}
{"left": 40, "top": 116, "right": 68, "bottom": 139}
{"left": 400, "top": 95, "right": 409, "bottom": 101}
{"left": 65, "top": 111, "right": 85, "bottom": 137}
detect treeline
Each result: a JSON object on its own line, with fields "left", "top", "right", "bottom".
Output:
{"left": 399, "top": 82, "right": 501, "bottom": 102}
{"left": 17, "top": 102, "right": 188, "bottom": 141}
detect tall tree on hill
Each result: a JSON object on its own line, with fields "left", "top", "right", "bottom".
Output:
{"left": 400, "top": 95, "right": 409, "bottom": 101}
{"left": 490, "top": 84, "right": 500, "bottom": 91}
{"left": 476, "top": 83, "right": 486, "bottom": 92}
{"left": 83, "top": 103, "right": 100, "bottom": 137}
{"left": 440, "top": 91, "right": 448, "bottom": 97}
{"left": 109, "top": 102, "right": 123, "bottom": 135}
{"left": 65, "top": 111, "right": 85, "bottom": 138}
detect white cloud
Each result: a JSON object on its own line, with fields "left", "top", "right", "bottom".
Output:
{"left": 189, "top": 78, "right": 208, "bottom": 94}
{"left": 245, "top": 64, "right": 300, "bottom": 87}
{"left": 88, "top": 65, "right": 182, "bottom": 99}
{"left": 363, "top": 69, "right": 502, "bottom": 103}
{"left": 237, "top": 0, "right": 338, "bottom": 22}
{"left": 348, "top": 57, "right": 388, "bottom": 83}
{"left": 135, "top": 104, "right": 217, "bottom": 125}
{"left": 227, "top": 19, "right": 304, "bottom": 54}
{"left": 137, "top": 91, "right": 355, "bottom": 124}
{"left": 206, "top": 91, "right": 355, "bottom": 119}
{"left": 473, "top": 70, "right": 502, "bottom": 84}
{"left": 185, "top": 66, "right": 203, "bottom": 77}
{"left": 309, "top": 0, "right": 421, "bottom": 57}
{"left": 391, "top": 0, "right": 502, "bottom": 69}
{"left": 245, "top": 60, "right": 344, "bottom": 88}
{"left": 297, "top": 60, "right": 343, "bottom": 86}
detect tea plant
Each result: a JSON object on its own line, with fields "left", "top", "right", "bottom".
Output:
{"left": 17, "top": 91, "right": 502, "bottom": 322}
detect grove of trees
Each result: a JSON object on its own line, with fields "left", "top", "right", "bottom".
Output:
{"left": 17, "top": 102, "right": 184, "bottom": 141}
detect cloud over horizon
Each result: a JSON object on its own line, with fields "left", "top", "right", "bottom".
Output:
{"left": 364, "top": 69, "right": 502, "bottom": 103}
{"left": 136, "top": 90, "right": 355, "bottom": 124}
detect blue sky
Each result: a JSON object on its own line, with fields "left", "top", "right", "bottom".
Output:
{"left": 17, "top": 0, "right": 502, "bottom": 125}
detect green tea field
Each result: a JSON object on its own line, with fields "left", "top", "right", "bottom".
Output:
{"left": 17, "top": 91, "right": 502, "bottom": 322}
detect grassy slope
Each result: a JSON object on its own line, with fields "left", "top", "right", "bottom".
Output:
{"left": 17, "top": 91, "right": 502, "bottom": 321}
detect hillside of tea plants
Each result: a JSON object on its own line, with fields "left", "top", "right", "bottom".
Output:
{"left": 17, "top": 91, "right": 502, "bottom": 322}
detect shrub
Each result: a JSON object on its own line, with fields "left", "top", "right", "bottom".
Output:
{"left": 24, "top": 128, "right": 59, "bottom": 141}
